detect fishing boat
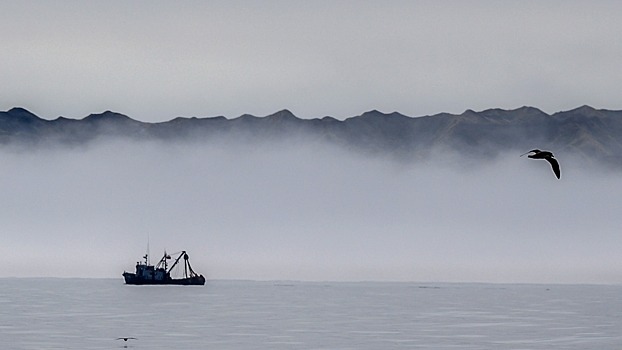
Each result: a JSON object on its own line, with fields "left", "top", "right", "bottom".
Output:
{"left": 122, "top": 250, "right": 205, "bottom": 285}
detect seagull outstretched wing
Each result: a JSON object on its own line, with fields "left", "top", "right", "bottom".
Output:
{"left": 545, "top": 157, "right": 561, "bottom": 179}
{"left": 116, "top": 337, "right": 137, "bottom": 341}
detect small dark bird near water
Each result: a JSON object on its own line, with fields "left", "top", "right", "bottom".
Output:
{"left": 520, "top": 149, "right": 561, "bottom": 179}
{"left": 116, "top": 337, "right": 137, "bottom": 341}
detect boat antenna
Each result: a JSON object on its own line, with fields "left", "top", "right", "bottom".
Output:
{"left": 146, "top": 234, "right": 150, "bottom": 265}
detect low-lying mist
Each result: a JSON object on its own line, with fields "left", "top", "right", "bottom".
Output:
{"left": 1, "top": 137, "right": 621, "bottom": 284}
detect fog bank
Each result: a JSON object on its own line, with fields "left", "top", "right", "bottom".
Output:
{"left": 1, "top": 139, "right": 620, "bottom": 284}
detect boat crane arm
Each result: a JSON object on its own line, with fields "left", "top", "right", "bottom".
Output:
{"left": 167, "top": 251, "right": 187, "bottom": 274}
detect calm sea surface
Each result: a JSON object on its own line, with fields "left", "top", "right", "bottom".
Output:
{"left": 0, "top": 279, "right": 621, "bottom": 349}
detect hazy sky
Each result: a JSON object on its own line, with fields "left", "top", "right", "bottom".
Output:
{"left": 2, "top": 1, "right": 622, "bottom": 121}
{"left": 2, "top": 1, "right": 622, "bottom": 284}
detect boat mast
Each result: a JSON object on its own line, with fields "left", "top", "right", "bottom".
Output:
{"left": 155, "top": 251, "right": 172, "bottom": 270}
{"left": 146, "top": 234, "right": 150, "bottom": 265}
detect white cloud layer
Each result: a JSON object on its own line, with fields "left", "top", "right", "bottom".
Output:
{"left": 1, "top": 139, "right": 621, "bottom": 283}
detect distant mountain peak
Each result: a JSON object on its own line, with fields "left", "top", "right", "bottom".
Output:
{"left": 6, "top": 107, "right": 39, "bottom": 119}
{"left": 516, "top": 105, "right": 542, "bottom": 112}
{"left": 554, "top": 105, "right": 601, "bottom": 118}
{"left": 267, "top": 109, "right": 297, "bottom": 119}
{"left": 462, "top": 109, "right": 477, "bottom": 115}
{"left": 8, "top": 107, "right": 31, "bottom": 113}
{"left": 358, "top": 110, "right": 407, "bottom": 119}
{"left": 84, "top": 110, "right": 135, "bottom": 122}
{"left": 570, "top": 105, "right": 596, "bottom": 113}
{"left": 360, "top": 109, "right": 387, "bottom": 117}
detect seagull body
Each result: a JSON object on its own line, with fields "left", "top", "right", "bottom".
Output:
{"left": 520, "top": 149, "right": 561, "bottom": 179}
{"left": 116, "top": 337, "right": 137, "bottom": 341}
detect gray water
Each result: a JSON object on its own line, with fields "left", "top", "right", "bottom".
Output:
{"left": 1, "top": 279, "right": 621, "bottom": 349}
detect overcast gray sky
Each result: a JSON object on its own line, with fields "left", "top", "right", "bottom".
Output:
{"left": 2, "top": 1, "right": 622, "bottom": 284}
{"left": 2, "top": 1, "right": 622, "bottom": 121}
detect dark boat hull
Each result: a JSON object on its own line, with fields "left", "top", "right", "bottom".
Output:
{"left": 123, "top": 272, "right": 205, "bottom": 286}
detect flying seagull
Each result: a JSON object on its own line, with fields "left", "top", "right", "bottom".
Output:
{"left": 116, "top": 337, "right": 137, "bottom": 341}
{"left": 520, "top": 149, "right": 561, "bottom": 179}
